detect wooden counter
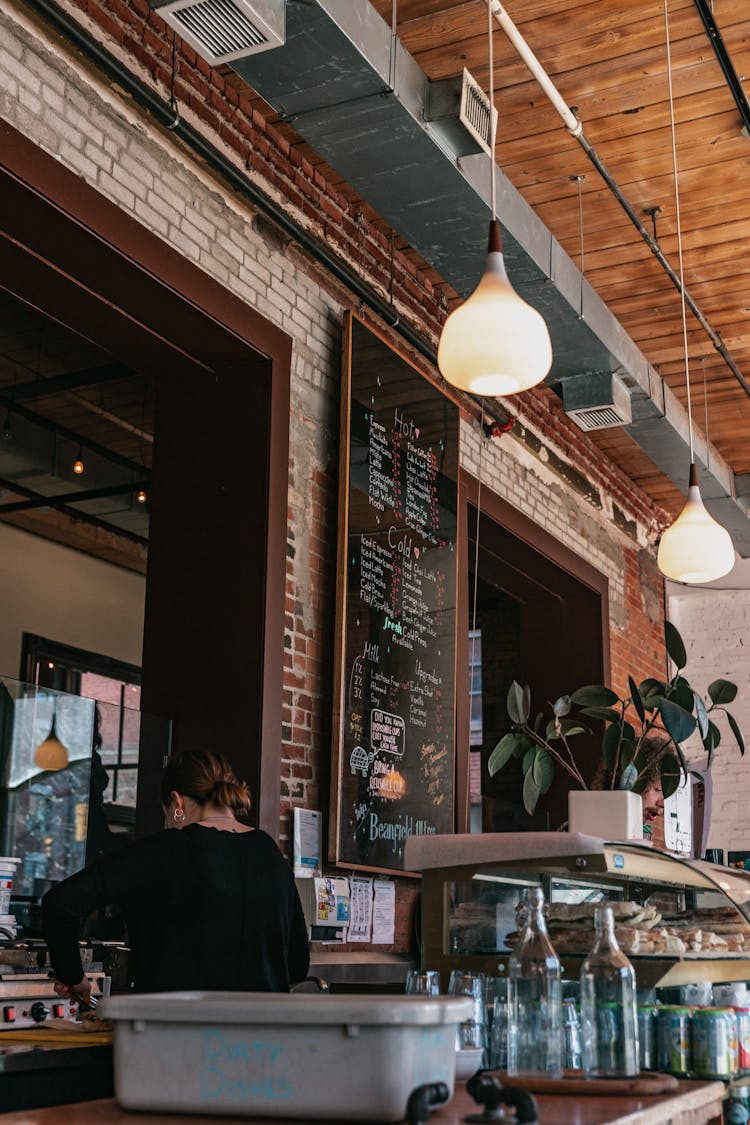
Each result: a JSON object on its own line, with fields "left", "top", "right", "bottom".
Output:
{"left": 0, "top": 1078, "right": 725, "bottom": 1124}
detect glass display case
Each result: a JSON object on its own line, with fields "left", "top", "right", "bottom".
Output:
{"left": 405, "top": 832, "right": 750, "bottom": 990}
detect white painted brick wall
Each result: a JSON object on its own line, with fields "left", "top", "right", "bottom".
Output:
{"left": 668, "top": 587, "right": 750, "bottom": 857}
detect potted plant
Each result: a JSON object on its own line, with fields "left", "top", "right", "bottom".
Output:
{"left": 487, "top": 620, "right": 744, "bottom": 836}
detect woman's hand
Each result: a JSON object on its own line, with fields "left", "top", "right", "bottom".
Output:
{"left": 53, "top": 976, "right": 92, "bottom": 1008}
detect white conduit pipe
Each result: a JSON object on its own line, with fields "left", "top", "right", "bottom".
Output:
{"left": 488, "top": 0, "right": 583, "bottom": 138}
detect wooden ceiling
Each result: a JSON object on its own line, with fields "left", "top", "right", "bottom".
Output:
{"left": 358, "top": 0, "right": 750, "bottom": 518}
{"left": 203, "top": 0, "right": 750, "bottom": 522}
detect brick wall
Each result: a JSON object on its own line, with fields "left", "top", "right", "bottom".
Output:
{"left": 0, "top": 0, "right": 676, "bottom": 954}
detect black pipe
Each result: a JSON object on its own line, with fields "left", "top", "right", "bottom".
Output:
{"left": 692, "top": 0, "right": 750, "bottom": 136}
{"left": 0, "top": 475, "right": 148, "bottom": 543}
{"left": 575, "top": 133, "right": 750, "bottom": 400}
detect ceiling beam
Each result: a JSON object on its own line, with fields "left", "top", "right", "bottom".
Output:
{"left": 0, "top": 478, "right": 150, "bottom": 514}
{"left": 0, "top": 476, "right": 148, "bottom": 544}
{"left": 6, "top": 362, "right": 133, "bottom": 401}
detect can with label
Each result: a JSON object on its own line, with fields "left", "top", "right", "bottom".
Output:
{"left": 638, "top": 1005, "right": 658, "bottom": 1071}
{"left": 657, "top": 1006, "right": 691, "bottom": 1075}
{"left": 725, "top": 1082, "right": 750, "bottom": 1125}
{"left": 734, "top": 1008, "right": 750, "bottom": 1072}
{"left": 692, "top": 1007, "right": 735, "bottom": 1078}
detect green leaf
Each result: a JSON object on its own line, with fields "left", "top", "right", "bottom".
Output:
{"left": 603, "top": 722, "right": 622, "bottom": 768}
{"left": 522, "top": 748, "right": 536, "bottom": 775}
{"left": 507, "top": 682, "right": 531, "bottom": 725}
{"left": 694, "top": 694, "right": 709, "bottom": 740}
{"left": 639, "top": 678, "right": 666, "bottom": 711}
{"left": 664, "top": 620, "right": 687, "bottom": 670}
{"left": 532, "top": 749, "right": 555, "bottom": 795}
{"left": 553, "top": 695, "right": 571, "bottom": 717}
{"left": 533, "top": 712, "right": 544, "bottom": 734}
{"left": 690, "top": 770, "right": 704, "bottom": 782}
{"left": 708, "top": 679, "right": 738, "bottom": 706}
{"left": 522, "top": 768, "right": 542, "bottom": 816}
{"left": 727, "top": 712, "right": 745, "bottom": 757}
{"left": 571, "top": 685, "right": 620, "bottom": 708}
{"left": 545, "top": 721, "right": 560, "bottom": 742}
{"left": 488, "top": 732, "right": 522, "bottom": 776}
{"left": 659, "top": 698, "right": 697, "bottom": 745}
{"left": 660, "top": 755, "right": 682, "bottom": 800}
{"left": 670, "top": 676, "right": 695, "bottom": 713}
{"left": 618, "top": 762, "right": 638, "bottom": 791}
{"left": 703, "top": 720, "right": 720, "bottom": 768}
{"left": 580, "top": 706, "right": 622, "bottom": 724}
{"left": 559, "top": 721, "right": 588, "bottom": 737}
{"left": 629, "top": 676, "right": 645, "bottom": 724}
{"left": 620, "top": 740, "right": 636, "bottom": 769}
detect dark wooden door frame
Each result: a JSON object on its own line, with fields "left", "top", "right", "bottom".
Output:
{"left": 0, "top": 120, "right": 292, "bottom": 839}
{"left": 457, "top": 469, "right": 611, "bottom": 830}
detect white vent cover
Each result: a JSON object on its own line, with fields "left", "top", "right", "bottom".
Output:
{"left": 459, "top": 69, "right": 498, "bottom": 157}
{"left": 562, "top": 371, "right": 633, "bottom": 431}
{"left": 156, "top": 0, "right": 284, "bottom": 66}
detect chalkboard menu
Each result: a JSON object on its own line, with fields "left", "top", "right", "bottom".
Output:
{"left": 330, "top": 314, "right": 459, "bottom": 873}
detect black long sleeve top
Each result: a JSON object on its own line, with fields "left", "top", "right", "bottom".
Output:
{"left": 41, "top": 825, "right": 310, "bottom": 993}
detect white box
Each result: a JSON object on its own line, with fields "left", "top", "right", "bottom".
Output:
{"left": 101, "top": 991, "right": 472, "bottom": 1121}
{"left": 568, "top": 789, "right": 643, "bottom": 842}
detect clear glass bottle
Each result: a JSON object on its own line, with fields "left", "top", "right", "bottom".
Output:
{"left": 580, "top": 905, "right": 639, "bottom": 1077}
{"left": 507, "top": 886, "right": 563, "bottom": 1077}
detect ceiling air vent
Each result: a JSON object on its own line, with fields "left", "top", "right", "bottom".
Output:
{"left": 153, "top": 0, "right": 284, "bottom": 66}
{"left": 560, "top": 371, "right": 633, "bottom": 432}
{"left": 425, "top": 69, "right": 498, "bottom": 158}
{"left": 459, "top": 69, "right": 497, "bottom": 157}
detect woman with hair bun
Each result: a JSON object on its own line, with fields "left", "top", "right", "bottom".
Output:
{"left": 42, "top": 749, "right": 309, "bottom": 1006}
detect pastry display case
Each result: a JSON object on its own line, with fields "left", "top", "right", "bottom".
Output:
{"left": 404, "top": 832, "right": 750, "bottom": 990}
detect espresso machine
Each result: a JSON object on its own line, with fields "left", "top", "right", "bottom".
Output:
{"left": 0, "top": 940, "right": 128, "bottom": 1030}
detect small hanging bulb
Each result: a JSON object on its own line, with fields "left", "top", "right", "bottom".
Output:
{"left": 657, "top": 463, "right": 735, "bottom": 584}
{"left": 2, "top": 412, "right": 11, "bottom": 442}
{"left": 136, "top": 488, "right": 147, "bottom": 504}
{"left": 73, "top": 447, "right": 84, "bottom": 475}
{"left": 34, "top": 714, "right": 69, "bottom": 772}
{"left": 437, "top": 220, "right": 553, "bottom": 396}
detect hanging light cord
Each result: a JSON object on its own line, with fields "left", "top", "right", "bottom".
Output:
{"left": 664, "top": 0, "right": 694, "bottom": 464}
{"left": 470, "top": 404, "right": 485, "bottom": 665}
{"left": 487, "top": 0, "right": 497, "bottom": 220}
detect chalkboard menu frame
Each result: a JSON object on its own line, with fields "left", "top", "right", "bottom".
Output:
{"left": 329, "top": 312, "right": 460, "bottom": 875}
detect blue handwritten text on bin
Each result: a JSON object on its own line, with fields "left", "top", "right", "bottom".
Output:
{"left": 200, "top": 1031, "right": 292, "bottom": 1102}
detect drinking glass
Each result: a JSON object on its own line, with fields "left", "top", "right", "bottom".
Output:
{"left": 448, "top": 970, "right": 487, "bottom": 1052}
{"left": 405, "top": 970, "right": 440, "bottom": 996}
{"left": 490, "top": 997, "right": 509, "bottom": 1069}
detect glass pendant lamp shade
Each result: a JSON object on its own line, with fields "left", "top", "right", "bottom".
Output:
{"left": 34, "top": 715, "right": 69, "bottom": 771}
{"left": 437, "top": 220, "right": 553, "bottom": 396}
{"left": 657, "top": 463, "right": 735, "bottom": 584}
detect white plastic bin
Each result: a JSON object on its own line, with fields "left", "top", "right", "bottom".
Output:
{"left": 101, "top": 991, "right": 473, "bottom": 1121}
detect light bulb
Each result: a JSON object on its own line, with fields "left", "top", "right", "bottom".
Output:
{"left": 657, "top": 464, "right": 735, "bottom": 584}
{"left": 73, "top": 456, "right": 84, "bottom": 475}
{"left": 137, "top": 489, "right": 147, "bottom": 504}
{"left": 34, "top": 716, "right": 69, "bottom": 772}
{"left": 437, "top": 220, "right": 552, "bottom": 396}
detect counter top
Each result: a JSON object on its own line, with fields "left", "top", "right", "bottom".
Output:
{"left": 0, "top": 1078, "right": 725, "bottom": 1124}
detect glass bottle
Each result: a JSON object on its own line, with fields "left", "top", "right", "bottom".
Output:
{"left": 580, "top": 905, "right": 639, "bottom": 1077}
{"left": 507, "top": 886, "right": 563, "bottom": 1077}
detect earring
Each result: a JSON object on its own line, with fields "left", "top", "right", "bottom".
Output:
{"left": 173, "top": 807, "right": 184, "bottom": 822}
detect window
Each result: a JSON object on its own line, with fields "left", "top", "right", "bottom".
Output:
{"left": 469, "top": 628, "right": 483, "bottom": 747}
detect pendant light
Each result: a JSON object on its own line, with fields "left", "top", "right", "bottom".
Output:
{"left": 656, "top": 0, "right": 734, "bottom": 584}
{"left": 437, "top": 2, "right": 552, "bottom": 396}
{"left": 34, "top": 711, "right": 69, "bottom": 771}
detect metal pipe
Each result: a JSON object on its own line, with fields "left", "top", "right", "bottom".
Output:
{"left": 489, "top": 0, "right": 750, "bottom": 401}
{"left": 692, "top": 0, "right": 750, "bottom": 136}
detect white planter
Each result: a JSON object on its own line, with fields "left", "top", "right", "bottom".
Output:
{"left": 568, "top": 789, "right": 643, "bottom": 842}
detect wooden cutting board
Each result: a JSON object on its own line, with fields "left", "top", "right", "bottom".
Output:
{"left": 490, "top": 1070, "right": 680, "bottom": 1095}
